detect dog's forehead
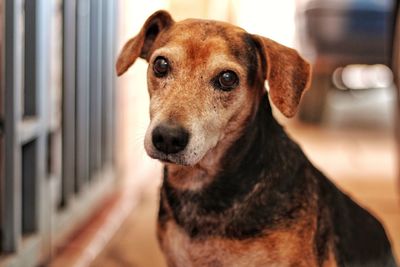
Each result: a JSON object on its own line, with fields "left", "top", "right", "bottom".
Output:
{"left": 159, "top": 19, "right": 249, "bottom": 57}
{"left": 171, "top": 19, "right": 246, "bottom": 39}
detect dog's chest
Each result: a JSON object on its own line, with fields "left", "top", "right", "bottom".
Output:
{"left": 159, "top": 221, "right": 319, "bottom": 267}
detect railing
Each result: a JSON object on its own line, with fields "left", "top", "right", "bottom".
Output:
{"left": 0, "top": 0, "right": 118, "bottom": 266}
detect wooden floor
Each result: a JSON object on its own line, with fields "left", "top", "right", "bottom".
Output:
{"left": 91, "top": 123, "right": 400, "bottom": 267}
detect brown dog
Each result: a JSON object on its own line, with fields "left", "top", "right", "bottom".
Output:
{"left": 116, "top": 10, "right": 397, "bottom": 267}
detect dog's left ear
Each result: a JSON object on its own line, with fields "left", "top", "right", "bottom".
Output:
{"left": 116, "top": 10, "right": 174, "bottom": 76}
{"left": 253, "top": 35, "right": 312, "bottom": 117}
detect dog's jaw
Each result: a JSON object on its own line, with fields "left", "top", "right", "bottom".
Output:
{"left": 144, "top": 130, "right": 235, "bottom": 191}
{"left": 148, "top": 111, "right": 253, "bottom": 191}
{"left": 162, "top": 142, "right": 230, "bottom": 191}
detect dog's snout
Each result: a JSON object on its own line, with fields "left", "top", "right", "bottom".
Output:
{"left": 152, "top": 123, "right": 190, "bottom": 154}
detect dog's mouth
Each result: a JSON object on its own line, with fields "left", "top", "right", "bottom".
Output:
{"left": 160, "top": 158, "right": 173, "bottom": 163}
{"left": 147, "top": 150, "right": 192, "bottom": 166}
{"left": 146, "top": 139, "right": 222, "bottom": 167}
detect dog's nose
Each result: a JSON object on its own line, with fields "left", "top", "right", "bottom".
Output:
{"left": 152, "top": 123, "right": 190, "bottom": 154}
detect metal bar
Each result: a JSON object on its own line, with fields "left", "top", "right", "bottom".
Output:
{"left": 23, "top": 0, "right": 37, "bottom": 117}
{"left": 89, "top": 0, "right": 102, "bottom": 178}
{"left": 61, "top": 0, "right": 77, "bottom": 206}
{"left": 75, "top": 0, "right": 91, "bottom": 191}
{"left": 20, "top": 0, "right": 49, "bottom": 240}
{"left": 101, "top": 0, "right": 113, "bottom": 166}
{"left": 21, "top": 139, "right": 38, "bottom": 234}
{"left": 110, "top": 0, "right": 117, "bottom": 165}
{"left": 3, "top": 0, "right": 24, "bottom": 253}
{"left": 35, "top": 0, "right": 51, "bottom": 258}
{"left": 0, "top": 0, "right": 4, "bottom": 253}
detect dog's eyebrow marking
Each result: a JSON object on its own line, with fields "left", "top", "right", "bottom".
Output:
{"left": 206, "top": 54, "right": 244, "bottom": 77}
{"left": 151, "top": 46, "right": 186, "bottom": 62}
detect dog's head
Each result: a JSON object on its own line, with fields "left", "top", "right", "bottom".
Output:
{"left": 116, "top": 10, "right": 311, "bottom": 166}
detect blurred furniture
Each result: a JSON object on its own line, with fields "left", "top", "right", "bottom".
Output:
{"left": 299, "top": 0, "right": 395, "bottom": 123}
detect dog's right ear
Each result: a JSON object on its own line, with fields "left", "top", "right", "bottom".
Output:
{"left": 116, "top": 10, "right": 174, "bottom": 76}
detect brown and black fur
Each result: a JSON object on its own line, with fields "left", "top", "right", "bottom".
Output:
{"left": 116, "top": 10, "right": 397, "bottom": 267}
{"left": 159, "top": 96, "right": 396, "bottom": 266}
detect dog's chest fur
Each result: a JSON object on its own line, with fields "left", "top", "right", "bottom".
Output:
{"left": 159, "top": 220, "right": 321, "bottom": 267}
{"left": 156, "top": 166, "right": 341, "bottom": 267}
{"left": 156, "top": 166, "right": 328, "bottom": 266}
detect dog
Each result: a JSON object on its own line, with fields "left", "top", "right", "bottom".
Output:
{"left": 116, "top": 10, "right": 397, "bottom": 267}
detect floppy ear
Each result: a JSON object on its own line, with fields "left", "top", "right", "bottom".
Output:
{"left": 116, "top": 10, "right": 174, "bottom": 76}
{"left": 253, "top": 35, "right": 311, "bottom": 117}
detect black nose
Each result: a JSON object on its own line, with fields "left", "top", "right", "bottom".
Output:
{"left": 152, "top": 123, "right": 190, "bottom": 154}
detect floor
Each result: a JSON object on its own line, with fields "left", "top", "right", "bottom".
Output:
{"left": 91, "top": 122, "right": 400, "bottom": 267}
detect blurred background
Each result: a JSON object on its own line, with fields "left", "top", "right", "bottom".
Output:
{"left": 0, "top": 0, "right": 399, "bottom": 266}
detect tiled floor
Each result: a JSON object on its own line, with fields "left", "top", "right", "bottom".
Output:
{"left": 91, "top": 123, "right": 400, "bottom": 267}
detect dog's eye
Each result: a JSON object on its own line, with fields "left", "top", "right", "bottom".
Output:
{"left": 216, "top": 71, "right": 239, "bottom": 91}
{"left": 153, "top": 57, "right": 169, "bottom": 77}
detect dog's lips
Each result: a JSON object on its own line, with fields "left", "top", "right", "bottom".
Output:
{"left": 147, "top": 149, "right": 191, "bottom": 166}
{"left": 160, "top": 158, "right": 173, "bottom": 164}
